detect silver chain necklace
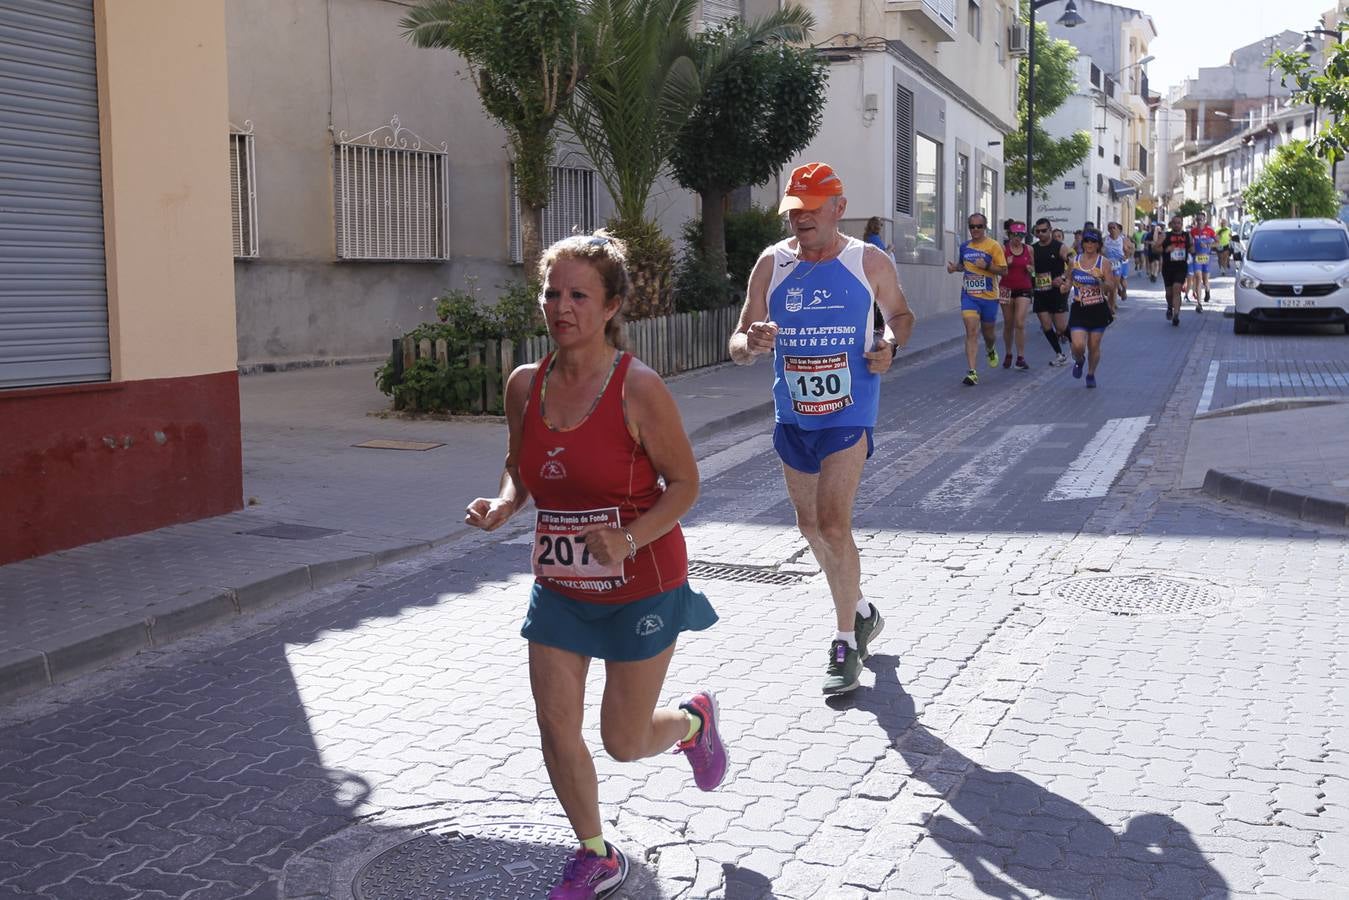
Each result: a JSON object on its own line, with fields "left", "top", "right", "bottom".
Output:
{"left": 791, "top": 234, "right": 844, "bottom": 280}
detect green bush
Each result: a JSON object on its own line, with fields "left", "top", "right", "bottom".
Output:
{"left": 375, "top": 280, "right": 546, "bottom": 414}
{"left": 675, "top": 205, "right": 788, "bottom": 311}
{"left": 673, "top": 252, "right": 735, "bottom": 311}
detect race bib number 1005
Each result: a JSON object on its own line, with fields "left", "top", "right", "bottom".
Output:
{"left": 533, "top": 508, "right": 625, "bottom": 583}
{"left": 785, "top": 353, "right": 854, "bottom": 416}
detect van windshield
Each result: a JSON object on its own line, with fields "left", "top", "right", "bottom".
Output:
{"left": 1247, "top": 228, "right": 1349, "bottom": 263}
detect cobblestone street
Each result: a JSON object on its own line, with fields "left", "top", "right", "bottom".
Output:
{"left": 2, "top": 283, "right": 1347, "bottom": 898}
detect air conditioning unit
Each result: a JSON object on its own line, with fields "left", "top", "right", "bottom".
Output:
{"left": 1008, "top": 23, "right": 1029, "bottom": 57}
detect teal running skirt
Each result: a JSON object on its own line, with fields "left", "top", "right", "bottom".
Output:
{"left": 521, "top": 580, "right": 717, "bottom": 662}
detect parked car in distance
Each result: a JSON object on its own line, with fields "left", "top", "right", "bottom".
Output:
{"left": 1230, "top": 219, "right": 1256, "bottom": 262}
{"left": 1233, "top": 218, "right": 1349, "bottom": 334}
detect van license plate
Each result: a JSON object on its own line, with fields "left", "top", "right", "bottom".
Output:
{"left": 1278, "top": 298, "right": 1316, "bottom": 308}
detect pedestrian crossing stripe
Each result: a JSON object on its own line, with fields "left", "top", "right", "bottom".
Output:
{"left": 1045, "top": 416, "right": 1151, "bottom": 501}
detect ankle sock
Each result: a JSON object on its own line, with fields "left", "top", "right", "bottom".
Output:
{"left": 856, "top": 598, "right": 873, "bottom": 619}
{"left": 836, "top": 630, "right": 857, "bottom": 649}
{"left": 682, "top": 708, "right": 702, "bottom": 743}
{"left": 581, "top": 835, "right": 607, "bottom": 856}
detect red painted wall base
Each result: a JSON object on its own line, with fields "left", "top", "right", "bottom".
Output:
{"left": 0, "top": 371, "right": 243, "bottom": 565}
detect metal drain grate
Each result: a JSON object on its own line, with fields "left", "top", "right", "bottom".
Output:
{"left": 687, "top": 561, "right": 803, "bottom": 585}
{"left": 1051, "top": 573, "right": 1230, "bottom": 616}
{"left": 354, "top": 821, "right": 573, "bottom": 899}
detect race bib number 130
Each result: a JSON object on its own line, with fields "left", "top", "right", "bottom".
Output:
{"left": 533, "top": 508, "right": 625, "bottom": 583}
{"left": 785, "top": 353, "right": 854, "bottom": 416}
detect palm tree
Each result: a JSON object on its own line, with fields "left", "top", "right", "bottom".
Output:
{"left": 565, "top": 0, "right": 812, "bottom": 316}
{"left": 402, "top": 0, "right": 582, "bottom": 276}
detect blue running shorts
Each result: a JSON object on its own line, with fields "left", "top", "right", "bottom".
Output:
{"left": 1114, "top": 261, "right": 1130, "bottom": 279}
{"left": 522, "top": 580, "right": 717, "bottom": 662}
{"left": 773, "top": 423, "right": 874, "bottom": 475}
{"left": 960, "top": 295, "right": 1000, "bottom": 324}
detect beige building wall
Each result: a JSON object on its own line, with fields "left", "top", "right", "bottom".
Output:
{"left": 97, "top": 0, "right": 238, "bottom": 381}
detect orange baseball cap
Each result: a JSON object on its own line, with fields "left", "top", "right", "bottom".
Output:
{"left": 778, "top": 162, "right": 844, "bottom": 213}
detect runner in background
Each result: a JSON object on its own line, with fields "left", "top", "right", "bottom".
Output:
{"left": 1154, "top": 214, "right": 1192, "bottom": 327}
{"left": 1132, "top": 223, "right": 1147, "bottom": 270}
{"left": 947, "top": 212, "right": 1007, "bottom": 386}
{"left": 1103, "top": 221, "right": 1133, "bottom": 304}
{"left": 1065, "top": 228, "right": 1117, "bottom": 389}
{"left": 1190, "top": 212, "right": 1217, "bottom": 312}
{"left": 467, "top": 232, "right": 727, "bottom": 900}
{"left": 1000, "top": 221, "right": 1034, "bottom": 371}
{"left": 1032, "top": 218, "right": 1073, "bottom": 367}
{"left": 1216, "top": 219, "right": 1233, "bottom": 275}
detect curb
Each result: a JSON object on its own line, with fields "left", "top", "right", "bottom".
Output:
{"left": 1202, "top": 469, "right": 1349, "bottom": 528}
{"left": 0, "top": 547, "right": 424, "bottom": 705}
{"left": 1194, "top": 395, "right": 1348, "bottom": 421}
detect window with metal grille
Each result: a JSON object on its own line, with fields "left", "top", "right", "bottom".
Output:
{"left": 509, "top": 165, "right": 599, "bottom": 264}
{"left": 701, "top": 0, "right": 739, "bottom": 26}
{"left": 229, "top": 122, "right": 257, "bottom": 259}
{"left": 333, "top": 117, "right": 448, "bottom": 261}
{"left": 980, "top": 165, "right": 997, "bottom": 223}
{"left": 894, "top": 86, "right": 915, "bottom": 216}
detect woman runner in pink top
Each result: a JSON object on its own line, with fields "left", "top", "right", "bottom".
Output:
{"left": 1000, "top": 221, "right": 1034, "bottom": 371}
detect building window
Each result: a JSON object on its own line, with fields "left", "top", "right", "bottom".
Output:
{"left": 509, "top": 165, "right": 599, "bottom": 264}
{"left": 895, "top": 86, "right": 915, "bottom": 216}
{"left": 979, "top": 165, "right": 997, "bottom": 224}
{"left": 333, "top": 117, "right": 449, "bottom": 261}
{"left": 967, "top": 0, "right": 981, "bottom": 40}
{"left": 994, "top": 7, "right": 1003, "bottom": 63}
{"left": 701, "top": 0, "right": 739, "bottom": 27}
{"left": 915, "top": 135, "right": 941, "bottom": 249}
{"left": 956, "top": 152, "right": 970, "bottom": 230}
{"left": 229, "top": 122, "right": 258, "bottom": 260}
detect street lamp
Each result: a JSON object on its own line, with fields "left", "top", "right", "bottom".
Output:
{"left": 1026, "top": 0, "right": 1086, "bottom": 231}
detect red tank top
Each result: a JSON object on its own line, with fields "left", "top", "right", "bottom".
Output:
{"left": 1001, "top": 243, "right": 1033, "bottom": 292}
{"left": 518, "top": 352, "right": 688, "bottom": 605}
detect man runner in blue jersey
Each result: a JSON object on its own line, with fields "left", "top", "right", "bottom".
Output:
{"left": 730, "top": 162, "right": 916, "bottom": 695}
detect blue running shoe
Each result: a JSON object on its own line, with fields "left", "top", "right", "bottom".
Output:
{"left": 1071, "top": 357, "right": 1084, "bottom": 379}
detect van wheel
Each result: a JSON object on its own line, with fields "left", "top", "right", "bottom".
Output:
{"left": 1234, "top": 314, "right": 1251, "bottom": 334}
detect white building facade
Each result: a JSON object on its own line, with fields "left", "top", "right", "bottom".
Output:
{"left": 753, "top": 0, "right": 1019, "bottom": 318}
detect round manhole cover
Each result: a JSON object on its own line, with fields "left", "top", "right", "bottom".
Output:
{"left": 354, "top": 821, "right": 575, "bottom": 899}
{"left": 1051, "top": 573, "right": 1230, "bottom": 616}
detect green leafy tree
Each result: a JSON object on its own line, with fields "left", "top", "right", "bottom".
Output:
{"left": 669, "top": 12, "right": 825, "bottom": 282}
{"left": 1176, "top": 199, "right": 1206, "bottom": 218}
{"left": 402, "top": 0, "right": 582, "bottom": 275}
{"left": 1244, "top": 141, "right": 1338, "bottom": 220}
{"left": 1271, "top": 31, "right": 1349, "bottom": 165}
{"left": 1004, "top": 17, "right": 1091, "bottom": 197}
{"left": 565, "top": 0, "right": 813, "bottom": 317}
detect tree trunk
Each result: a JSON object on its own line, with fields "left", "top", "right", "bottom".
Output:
{"left": 520, "top": 201, "right": 545, "bottom": 278}
{"left": 699, "top": 187, "right": 730, "bottom": 284}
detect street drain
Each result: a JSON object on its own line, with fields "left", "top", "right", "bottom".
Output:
{"left": 687, "top": 561, "right": 804, "bottom": 585}
{"left": 353, "top": 821, "right": 572, "bottom": 899}
{"left": 1051, "top": 573, "right": 1230, "bottom": 616}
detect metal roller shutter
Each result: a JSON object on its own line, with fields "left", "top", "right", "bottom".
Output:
{"left": 0, "top": 0, "right": 108, "bottom": 389}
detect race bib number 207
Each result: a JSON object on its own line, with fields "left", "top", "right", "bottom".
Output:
{"left": 533, "top": 508, "right": 625, "bottom": 584}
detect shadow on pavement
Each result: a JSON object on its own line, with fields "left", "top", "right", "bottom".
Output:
{"left": 721, "top": 861, "right": 779, "bottom": 900}
{"left": 831, "top": 655, "right": 1230, "bottom": 899}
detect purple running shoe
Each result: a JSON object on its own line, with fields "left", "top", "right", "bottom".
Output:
{"left": 1071, "top": 357, "right": 1084, "bottom": 379}
{"left": 676, "top": 691, "right": 728, "bottom": 791}
{"left": 548, "top": 843, "right": 628, "bottom": 900}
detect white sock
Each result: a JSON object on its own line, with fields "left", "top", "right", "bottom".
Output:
{"left": 836, "top": 630, "right": 857, "bottom": 649}
{"left": 856, "top": 598, "right": 873, "bottom": 619}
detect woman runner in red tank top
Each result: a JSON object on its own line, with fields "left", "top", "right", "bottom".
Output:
{"left": 999, "top": 221, "right": 1034, "bottom": 371}
{"left": 465, "top": 233, "right": 726, "bottom": 900}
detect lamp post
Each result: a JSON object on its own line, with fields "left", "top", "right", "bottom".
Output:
{"left": 1304, "top": 25, "right": 1347, "bottom": 189}
{"left": 1025, "top": 0, "right": 1085, "bottom": 230}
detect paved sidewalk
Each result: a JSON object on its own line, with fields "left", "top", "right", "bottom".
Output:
{"left": 1, "top": 311, "right": 965, "bottom": 703}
